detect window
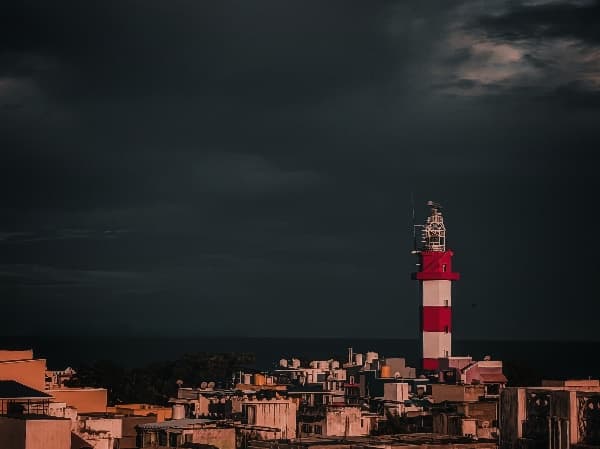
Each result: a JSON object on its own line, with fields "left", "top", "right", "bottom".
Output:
{"left": 314, "top": 425, "right": 322, "bottom": 435}
{"left": 444, "top": 325, "right": 449, "bottom": 334}
{"left": 301, "top": 424, "right": 313, "bottom": 434}
{"left": 444, "top": 299, "right": 449, "bottom": 306}
{"left": 245, "top": 405, "right": 256, "bottom": 425}
{"left": 442, "top": 264, "right": 447, "bottom": 272}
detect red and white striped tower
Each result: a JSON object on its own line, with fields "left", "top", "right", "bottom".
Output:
{"left": 412, "top": 201, "right": 460, "bottom": 371}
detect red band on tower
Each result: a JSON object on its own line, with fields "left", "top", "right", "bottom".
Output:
{"left": 421, "top": 306, "right": 452, "bottom": 332}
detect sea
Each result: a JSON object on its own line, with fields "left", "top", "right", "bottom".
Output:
{"left": 1, "top": 336, "right": 598, "bottom": 384}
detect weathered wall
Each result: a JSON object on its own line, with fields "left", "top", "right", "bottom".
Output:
{"left": 432, "top": 384, "right": 485, "bottom": 403}
{"left": 192, "top": 427, "right": 236, "bottom": 449}
{"left": 325, "top": 406, "right": 368, "bottom": 437}
{"left": 500, "top": 387, "right": 526, "bottom": 449}
{"left": 114, "top": 404, "right": 171, "bottom": 422}
{"left": 120, "top": 415, "right": 156, "bottom": 449}
{"left": 244, "top": 400, "right": 297, "bottom": 439}
{"left": 79, "top": 416, "right": 122, "bottom": 438}
{"left": 26, "top": 419, "right": 71, "bottom": 449}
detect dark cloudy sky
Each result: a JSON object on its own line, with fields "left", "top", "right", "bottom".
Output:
{"left": 1, "top": 0, "right": 599, "bottom": 339}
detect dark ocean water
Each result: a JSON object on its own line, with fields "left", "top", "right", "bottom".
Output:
{"left": 1, "top": 336, "right": 598, "bottom": 384}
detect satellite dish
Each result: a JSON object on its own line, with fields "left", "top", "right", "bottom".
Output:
{"left": 483, "top": 355, "right": 491, "bottom": 361}
{"left": 200, "top": 381, "right": 208, "bottom": 389}
{"left": 176, "top": 379, "right": 184, "bottom": 387}
{"left": 207, "top": 381, "right": 216, "bottom": 388}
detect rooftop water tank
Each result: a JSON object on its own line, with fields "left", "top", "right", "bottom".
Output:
{"left": 354, "top": 353, "right": 363, "bottom": 366}
{"left": 380, "top": 365, "right": 392, "bottom": 378}
{"left": 172, "top": 404, "right": 185, "bottom": 420}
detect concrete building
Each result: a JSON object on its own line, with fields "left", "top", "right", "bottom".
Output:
{"left": 136, "top": 419, "right": 236, "bottom": 449}
{"left": 432, "top": 400, "right": 498, "bottom": 440}
{"left": 108, "top": 403, "right": 172, "bottom": 422}
{"left": 173, "top": 387, "right": 240, "bottom": 419}
{"left": 76, "top": 414, "right": 122, "bottom": 449}
{"left": 297, "top": 404, "right": 371, "bottom": 437}
{"left": 432, "top": 384, "right": 488, "bottom": 403}
{"left": 73, "top": 413, "right": 156, "bottom": 449}
{"left": 240, "top": 397, "right": 297, "bottom": 439}
{"left": 500, "top": 380, "right": 600, "bottom": 449}
{"left": 0, "top": 415, "right": 72, "bottom": 449}
{"left": 384, "top": 358, "right": 417, "bottom": 379}
{"left": 382, "top": 382, "right": 411, "bottom": 415}
{"left": 0, "top": 350, "right": 47, "bottom": 391}
{"left": 45, "top": 366, "right": 76, "bottom": 389}
{"left": 49, "top": 387, "right": 107, "bottom": 413}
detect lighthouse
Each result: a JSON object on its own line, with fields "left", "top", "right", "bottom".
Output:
{"left": 412, "top": 201, "right": 460, "bottom": 371}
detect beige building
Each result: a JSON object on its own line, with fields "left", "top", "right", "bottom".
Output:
{"left": 136, "top": 418, "right": 236, "bottom": 449}
{"left": 241, "top": 397, "right": 297, "bottom": 439}
{"left": 298, "top": 404, "right": 371, "bottom": 437}
{"left": 108, "top": 403, "right": 172, "bottom": 422}
{"left": 0, "top": 415, "right": 72, "bottom": 449}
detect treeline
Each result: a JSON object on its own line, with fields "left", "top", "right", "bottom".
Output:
{"left": 65, "top": 352, "right": 255, "bottom": 406}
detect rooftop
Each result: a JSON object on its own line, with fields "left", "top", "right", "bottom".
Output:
{"left": 0, "top": 380, "right": 51, "bottom": 399}
{"left": 137, "top": 418, "right": 217, "bottom": 430}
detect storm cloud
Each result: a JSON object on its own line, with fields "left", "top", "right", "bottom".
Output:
{"left": 1, "top": 0, "right": 598, "bottom": 339}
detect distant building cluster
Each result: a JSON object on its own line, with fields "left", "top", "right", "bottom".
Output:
{"left": 1, "top": 202, "right": 597, "bottom": 449}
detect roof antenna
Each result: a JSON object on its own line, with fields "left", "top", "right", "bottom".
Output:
{"left": 411, "top": 192, "right": 416, "bottom": 252}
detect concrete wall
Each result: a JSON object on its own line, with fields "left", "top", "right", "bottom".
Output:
{"left": 499, "top": 387, "right": 525, "bottom": 449}
{"left": 0, "top": 417, "right": 71, "bottom": 449}
{"left": 79, "top": 416, "right": 122, "bottom": 438}
{"left": 50, "top": 388, "right": 107, "bottom": 413}
{"left": 0, "top": 417, "right": 26, "bottom": 449}
{"left": 191, "top": 427, "right": 235, "bottom": 449}
{"left": 121, "top": 415, "right": 156, "bottom": 449}
{"left": 25, "top": 419, "right": 71, "bottom": 449}
{"left": 384, "top": 383, "right": 409, "bottom": 402}
{"left": 114, "top": 403, "right": 172, "bottom": 422}
{"left": 432, "top": 384, "right": 486, "bottom": 403}
{"left": 324, "top": 406, "right": 368, "bottom": 437}
{"left": 243, "top": 399, "right": 297, "bottom": 439}
{"left": 0, "top": 358, "right": 47, "bottom": 390}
